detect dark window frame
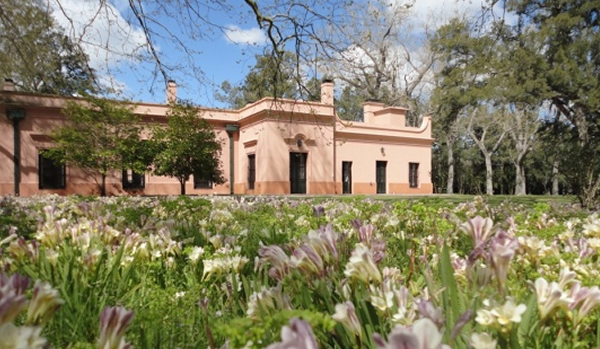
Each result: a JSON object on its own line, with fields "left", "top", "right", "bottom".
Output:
{"left": 122, "top": 169, "right": 145, "bottom": 190}
{"left": 39, "top": 151, "right": 66, "bottom": 189}
{"left": 248, "top": 154, "right": 256, "bottom": 190}
{"left": 194, "top": 175, "right": 213, "bottom": 189}
{"left": 409, "top": 162, "right": 419, "bottom": 188}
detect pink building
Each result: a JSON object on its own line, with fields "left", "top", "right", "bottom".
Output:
{"left": 0, "top": 79, "right": 433, "bottom": 196}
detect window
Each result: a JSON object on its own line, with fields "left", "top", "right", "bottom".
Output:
{"left": 409, "top": 163, "right": 419, "bottom": 188}
{"left": 342, "top": 161, "right": 352, "bottom": 194}
{"left": 39, "top": 151, "right": 65, "bottom": 189}
{"left": 122, "top": 169, "right": 145, "bottom": 189}
{"left": 194, "top": 176, "right": 213, "bottom": 189}
{"left": 248, "top": 154, "right": 256, "bottom": 190}
{"left": 376, "top": 161, "right": 387, "bottom": 194}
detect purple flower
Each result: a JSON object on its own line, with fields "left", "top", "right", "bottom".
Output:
{"left": 373, "top": 318, "right": 451, "bottom": 349}
{"left": 0, "top": 273, "right": 29, "bottom": 325}
{"left": 98, "top": 306, "right": 134, "bottom": 349}
{"left": 460, "top": 216, "right": 494, "bottom": 247}
{"left": 489, "top": 230, "right": 518, "bottom": 291}
{"left": 265, "top": 318, "right": 318, "bottom": 349}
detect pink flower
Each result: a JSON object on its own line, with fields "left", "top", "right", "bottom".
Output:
{"left": 489, "top": 230, "right": 518, "bottom": 291}
{"left": 265, "top": 318, "right": 318, "bottom": 349}
{"left": 373, "top": 318, "right": 451, "bottom": 349}
{"left": 98, "top": 306, "right": 134, "bottom": 349}
{"left": 461, "top": 216, "right": 494, "bottom": 247}
{"left": 0, "top": 273, "right": 29, "bottom": 326}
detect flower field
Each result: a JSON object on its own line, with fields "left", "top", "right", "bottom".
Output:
{"left": 1, "top": 194, "right": 600, "bottom": 348}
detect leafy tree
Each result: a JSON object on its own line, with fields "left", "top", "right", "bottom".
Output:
{"left": 152, "top": 102, "right": 224, "bottom": 195}
{"left": 0, "top": 0, "right": 96, "bottom": 95}
{"left": 216, "top": 51, "right": 299, "bottom": 109}
{"left": 45, "top": 97, "right": 147, "bottom": 196}
{"left": 335, "top": 85, "right": 364, "bottom": 121}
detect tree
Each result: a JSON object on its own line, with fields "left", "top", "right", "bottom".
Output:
{"left": 45, "top": 97, "right": 146, "bottom": 196}
{"left": 216, "top": 51, "right": 307, "bottom": 109}
{"left": 319, "top": 0, "right": 437, "bottom": 116}
{"left": 0, "top": 0, "right": 96, "bottom": 95}
{"left": 507, "top": 0, "right": 600, "bottom": 206}
{"left": 152, "top": 102, "right": 224, "bottom": 195}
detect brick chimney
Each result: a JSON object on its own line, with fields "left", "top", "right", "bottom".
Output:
{"left": 3, "top": 78, "right": 15, "bottom": 91}
{"left": 320, "top": 79, "right": 334, "bottom": 105}
{"left": 167, "top": 80, "right": 177, "bottom": 103}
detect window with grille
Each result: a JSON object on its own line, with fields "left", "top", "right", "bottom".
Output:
{"left": 409, "top": 163, "right": 419, "bottom": 188}
{"left": 39, "top": 151, "right": 65, "bottom": 189}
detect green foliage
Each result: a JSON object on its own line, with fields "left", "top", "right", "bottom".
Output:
{"left": 45, "top": 96, "right": 147, "bottom": 195}
{"left": 0, "top": 0, "right": 96, "bottom": 95}
{"left": 215, "top": 51, "right": 300, "bottom": 108}
{"left": 2, "top": 195, "right": 599, "bottom": 349}
{"left": 151, "top": 102, "right": 225, "bottom": 195}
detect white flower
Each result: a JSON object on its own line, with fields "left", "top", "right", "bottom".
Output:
{"left": 470, "top": 332, "right": 497, "bottom": 349}
{"left": 189, "top": 246, "right": 205, "bottom": 262}
{"left": 344, "top": 243, "right": 381, "bottom": 283}
{"left": 475, "top": 309, "right": 495, "bottom": 326}
{"left": 332, "top": 301, "right": 361, "bottom": 335}
{"left": 491, "top": 299, "right": 527, "bottom": 326}
{"left": 0, "top": 323, "right": 47, "bottom": 349}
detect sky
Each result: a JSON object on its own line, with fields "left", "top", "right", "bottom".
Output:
{"left": 47, "top": 0, "right": 496, "bottom": 108}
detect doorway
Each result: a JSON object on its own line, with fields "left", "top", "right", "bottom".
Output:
{"left": 342, "top": 161, "right": 352, "bottom": 194}
{"left": 290, "top": 152, "right": 307, "bottom": 194}
{"left": 376, "top": 161, "right": 387, "bottom": 194}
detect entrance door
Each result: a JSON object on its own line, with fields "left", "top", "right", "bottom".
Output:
{"left": 290, "top": 152, "right": 307, "bottom": 194}
{"left": 376, "top": 161, "right": 387, "bottom": 194}
{"left": 342, "top": 161, "right": 352, "bottom": 194}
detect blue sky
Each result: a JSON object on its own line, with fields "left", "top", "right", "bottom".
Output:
{"left": 47, "top": 0, "right": 494, "bottom": 108}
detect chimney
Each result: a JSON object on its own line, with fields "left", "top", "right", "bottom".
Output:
{"left": 363, "top": 100, "right": 385, "bottom": 123}
{"left": 167, "top": 80, "right": 177, "bottom": 103}
{"left": 320, "top": 79, "right": 334, "bottom": 105}
{"left": 3, "top": 78, "right": 15, "bottom": 91}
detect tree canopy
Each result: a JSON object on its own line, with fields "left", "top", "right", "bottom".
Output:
{"left": 45, "top": 97, "right": 146, "bottom": 196}
{"left": 0, "top": 0, "right": 96, "bottom": 95}
{"left": 152, "top": 102, "right": 225, "bottom": 195}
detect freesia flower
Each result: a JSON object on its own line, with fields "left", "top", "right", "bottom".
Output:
{"left": 0, "top": 323, "right": 47, "bottom": 349}
{"left": 26, "top": 280, "right": 63, "bottom": 325}
{"left": 332, "top": 301, "right": 362, "bottom": 336}
{"left": 188, "top": 246, "right": 204, "bottom": 262}
{"left": 344, "top": 243, "right": 381, "bottom": 283}
{"left": 569, "top": 282, "right": 600, "bottom": 324}
{"left": 265, "top": 318, "right": 318, "bottom": 349}
{"left": 0, "top": 273, "right": 29, "bottom": 326}
{"left": 534, "top": 277, "right": 572, "bottom": 320}
{"left": 98, "top": 306, "right": 134, "bottom": 349}
{"left": 460, "top": 216, "right": 494, "bottom": 247}
{"left": 470, "top": 332, "right": 497, "bottom": 349}
{"left": 490, "top": 299, "right": 527, "bottom": 326}
{"left": 489, "top": 230, "right": 519, "bottom": 291}
{"left": 373, "top": 318, "right": 450, "bottom": 349}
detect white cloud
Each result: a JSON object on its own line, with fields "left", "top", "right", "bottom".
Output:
{"left": 48, "top": 0, "right": 149, "bottom": 71}
{"left": 400, "top": 0, "right": 513, "bottom": 28}
{"left": 224, "top": 26, "right": 267, "bottom": 46}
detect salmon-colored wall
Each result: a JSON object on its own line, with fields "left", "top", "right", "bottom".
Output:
{"left": 334, "top": 116, "right": 433, "bottom": 194}
{"left": 1, "top": 84, "right": 433, "bottom": 197}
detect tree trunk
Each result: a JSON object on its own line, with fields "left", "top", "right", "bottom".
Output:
{"left": 180, "top": 180, "right": 186, "bottom": 195}
{"left": 515, "top": 161, "right": 526, "bottom": 195}
{"left": 485, "top": 154, "right": 493, "bottom": 195}
{"left": 552, "top": 158, "right": 559, "bottom": 195}
{"left": 101, "top": 173, "right": 106, "bottom": 196}
{"left": 446, "top": 137, "right": 455, "bottom": 194}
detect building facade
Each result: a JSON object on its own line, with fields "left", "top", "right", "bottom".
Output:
{"left": 0, "top": 79, "right": 433, "bottom": 196}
